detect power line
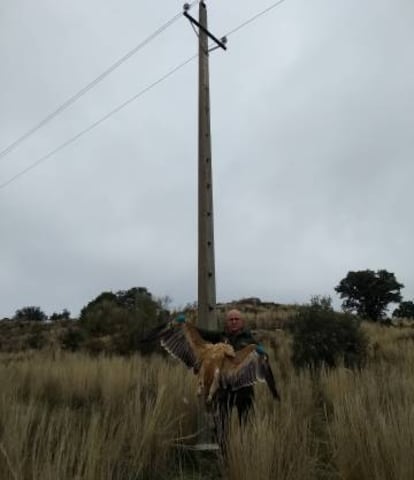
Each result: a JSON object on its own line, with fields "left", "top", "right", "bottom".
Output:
{"left": 0, "top": 0, "right": 290, "bottom": 190}
{"left": 225, "top": 0, "right": 287, "bottom": 37}
{"left": 0, "top": 1, "right": 199, "bottom": 162}
{"left": 0, "top": 54, "right": 197, "bottom": 190}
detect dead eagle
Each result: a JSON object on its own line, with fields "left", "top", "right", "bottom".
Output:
{"left": 142, "top": 316, "right": 280, "bottom": 404}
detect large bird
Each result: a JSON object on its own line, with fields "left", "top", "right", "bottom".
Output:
{"left": 142, "top": 316, "right": 280, "bottom": 405}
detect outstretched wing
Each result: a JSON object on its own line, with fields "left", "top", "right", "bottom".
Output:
{"left": 221, "top": 345, "right": 280, "bottom": 399}
{"left": 141, "top": 321, "right": 207, "bottom": 370}
{"left": 139, "top": 321, "right": 170, "bottom": 344}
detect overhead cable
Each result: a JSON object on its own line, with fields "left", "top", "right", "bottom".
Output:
{"left": 0, "top": 0, "right": 290, "bottom": 190}
{"left": 0, "top": 54, "right": 197, "bottom": 190}
{"left": 0, "top": 0, "right": 198, "bottom": 161}
{"left": 225, "top": 0, "right": 287, "bottom": 37}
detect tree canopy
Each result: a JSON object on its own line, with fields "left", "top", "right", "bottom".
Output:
{"left": 50, "top": 309, "right": 71, "bottom": 321}
{"left": 335, "top": 269, "right": 404, "bottom": 321}
{"left": 393, "top": 300, "right": 414, "bottom": 319}
{"left": 13, "top": 306, "right": 47, "bottom": 322}
{"left": 79, "top": 287, "right": 168, "bottom": 354}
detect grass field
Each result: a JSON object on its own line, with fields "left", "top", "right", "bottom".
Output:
{"left": 0, "top": 322, "right": 413, "bottom": 479}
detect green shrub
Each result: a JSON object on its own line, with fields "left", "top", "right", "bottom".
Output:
{"left": 50, "top": 309, "right": 71, "bottom": 321}
{"left": 60, "top": 326, "right": 86, "bottom": 352}
{"left": 290, "top": 303, "right": 368, "bottom": 369}
{"left": 79, "top": 287, "right": 168, "bottom": 355}
{"left": 13, "top": 306, "right": 47, "bottom": 322}
{"left": 393, "top": 300, "right": 414, "bottom": 319}
{"left": 26, "top": 332, "right": 47, "bottom": 350}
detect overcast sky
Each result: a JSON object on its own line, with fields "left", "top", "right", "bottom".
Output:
{"left": 1, "top": 0, "right": 413, "bottom": 318}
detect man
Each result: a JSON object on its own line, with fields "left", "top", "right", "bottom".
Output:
{"left": 140, "top": 308, "right": 277, "bottom": 449}
{"left": 197, "top": 309, "right": 256, "bottom": 441}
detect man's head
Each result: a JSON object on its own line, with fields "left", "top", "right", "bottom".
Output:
{"left": 225, "top": 309, "right": 244, "bottom": 335}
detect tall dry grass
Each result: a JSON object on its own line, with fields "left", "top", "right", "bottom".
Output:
{"left": 0, "top": 322, "right": 413, "bottom": 479}
{"left": 0, "top": 353, "right": 198, "bottom": 480}
{"left": 321, "top": 338, "right": 414, "bottom": 480}
{"left": 224, "top": 371, "right": 320, "bottom": 480}
{"left": 224, "top": 322, "right": 414, "bottom": 480}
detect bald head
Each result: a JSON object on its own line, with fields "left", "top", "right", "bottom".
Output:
{"left": 226, "top": 309, "right": 244, "bottom": 335}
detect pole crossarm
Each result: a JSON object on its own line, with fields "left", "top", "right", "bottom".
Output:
{"left": 183, "top": 10, "right": 227, "bottom": 51}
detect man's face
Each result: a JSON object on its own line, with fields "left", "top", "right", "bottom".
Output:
{"left": 226, "top": 310, "right": 244, "bottom": 334}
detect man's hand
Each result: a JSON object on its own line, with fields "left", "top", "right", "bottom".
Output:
{"left": 255, "top": 343, "right": 266, "bottom": 355}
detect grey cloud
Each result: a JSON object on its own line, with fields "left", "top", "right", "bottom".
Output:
{"left": 1, "top": 0, "right": 413, "bottom": 317}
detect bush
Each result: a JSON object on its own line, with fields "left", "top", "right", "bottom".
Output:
{"left": 393, "top": 301, "right": 414, "bottom": 319}
{"left": 290, "top": 303, "right": 368, "bottom": 369}
{"left": 79, "top": 287, "right": 169, "bottom": 355}
{"left": 50, "top": 309, "right": 71, "bottom": 321}
{"left": 60, "top": 326, "right": 86, "bottom": 352}
{"left": 26, "top": 324, "right": 47, "bottom": 350}
{"left": 13, "top": 306, "right": 47, "bottom": 322}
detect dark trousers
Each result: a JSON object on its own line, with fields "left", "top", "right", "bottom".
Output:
{"left": 213, "top": 387, "right": 254, "bottom": 449}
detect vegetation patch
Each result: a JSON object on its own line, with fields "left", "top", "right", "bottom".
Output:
{"left": 290, "top": 297, "right": 368, "bottom": 369}
{"left": 1, "top": 320, "right": 414, "bottom": 479}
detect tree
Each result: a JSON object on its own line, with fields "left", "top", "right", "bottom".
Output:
{"left": 335, "top": 269, "right": 403, "bottom": 321}
{"left": 50, "top": 309, "right": 71, "bottom": 321}
{"left": 14, "top": 306, "right": 47, "bottom": 322}
{"left": 309, "top": 295, "right": 334, "bottom": 312}
{"left": 79, "top": 287, "right": 168, "bottom": 354}
{"left": 393, "top": 300, "right": 414, "bottom": 319}
{"left": 290, "top": 302, "right": 367, "bottom": 369}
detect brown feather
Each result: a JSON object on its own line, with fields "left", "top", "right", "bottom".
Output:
{"left": 160, "top": 322, "right": 207, "bottom": 369}
{"left": 152, "top": 320, "right": 280, "bottom": 402}
{"left": 221, "top": 345, "right": 280, "bottom": 399}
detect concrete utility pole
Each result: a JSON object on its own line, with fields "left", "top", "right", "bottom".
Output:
{"left": 183, "top": 2, "right": 227, "bottom": 448}
{"left": 197, "top": 1, "right": 216, "bottom": 331}
{"left": 184, "top": 1, "right": 227, "bottom": 332}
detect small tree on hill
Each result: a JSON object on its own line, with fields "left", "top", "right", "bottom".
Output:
{"left": 393, "top": 301, "right": 414, "bottom": 319}
{"left": 14, "top": 306, "right": 47, "bottom": 322}
{"left": 335, "top": 269, "right": 403, "bottom": 321}
{"left": 310, "top": 295, "right": 334, "bottom": 312}
{"left": 50, "top": 309, "right": 71, "bottom": 321}
{"left": 79, "top": 287, "right": 168, "bottom": 354}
